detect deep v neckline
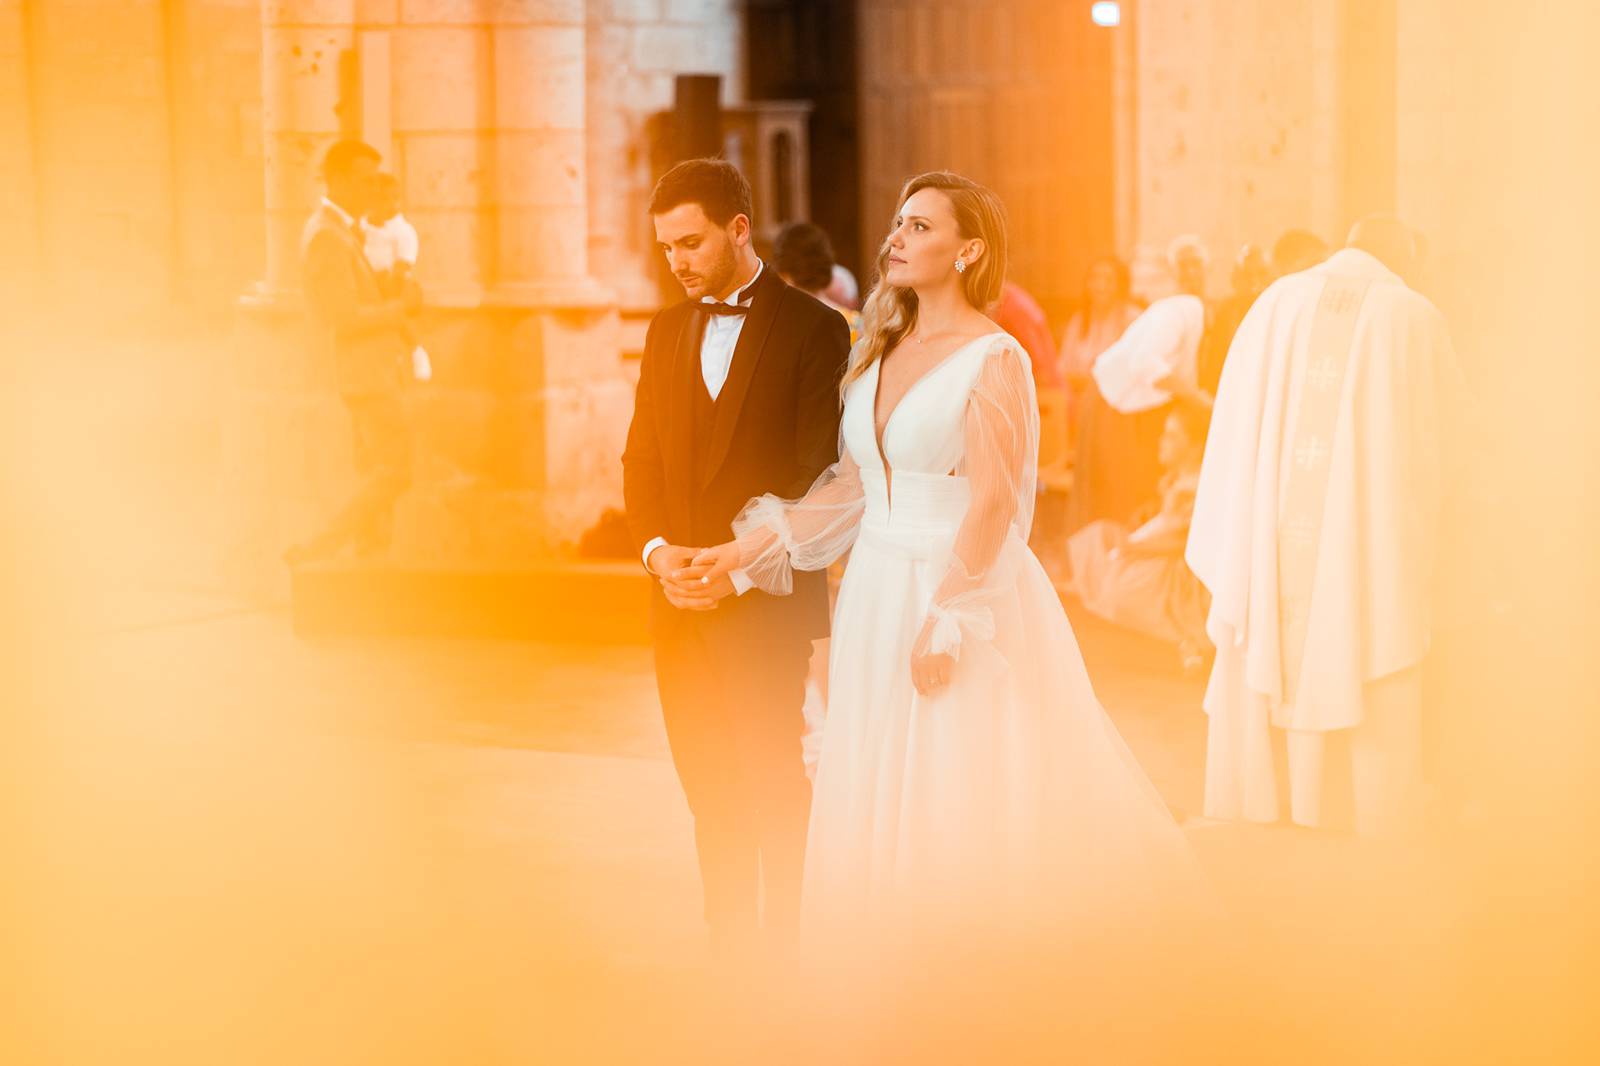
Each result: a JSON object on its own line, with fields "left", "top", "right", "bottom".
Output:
{"left": 869, "top": 330, "right": 1004, "bottom": 510}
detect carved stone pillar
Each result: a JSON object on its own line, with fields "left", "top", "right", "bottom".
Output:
{"left": 261, "top": 0, "right": 355, "bottom": 296}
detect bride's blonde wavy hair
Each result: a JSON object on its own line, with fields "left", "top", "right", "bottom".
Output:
{"left": 842, "top": 171, "right": 1008, "bottom": 395}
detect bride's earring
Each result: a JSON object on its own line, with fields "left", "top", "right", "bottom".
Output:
{"left": 954, "top": 259, "right": 966, "bottom": 274}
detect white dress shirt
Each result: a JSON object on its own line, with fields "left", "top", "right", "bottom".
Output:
{"left": 698, "top": 259, "right": 763, "bottom": 400}
{"left": 354, "top": 209, "right": 431, "bottom": 382}
{"left": 642, "top": 261, "right": 765, "bottom": 595}
{"left": 362, "top": 213, "right": 420, "bottom": 273}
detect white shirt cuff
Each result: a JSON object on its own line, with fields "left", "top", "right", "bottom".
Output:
{"left": 642, "top": 536, "right": 667, "bottom": 573}
{"left": 730, "top": 568, "right": 754, "bottom": 596}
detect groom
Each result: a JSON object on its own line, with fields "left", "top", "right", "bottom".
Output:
{"left": 622, "top": 159, "right": 850, "bottom": 955}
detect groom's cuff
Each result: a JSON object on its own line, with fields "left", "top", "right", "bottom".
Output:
{"left": 730, "top": 568, "right": 754, "bottom": 596}
{"left": 642, "top": 536, "right": 667, "bottom": 574}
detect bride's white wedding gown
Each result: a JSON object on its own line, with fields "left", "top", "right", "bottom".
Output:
{"left": 734, "top": 331, "right": 1205, "bottom": 937}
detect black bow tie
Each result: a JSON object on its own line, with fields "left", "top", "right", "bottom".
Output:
{"left": 696, "top": 301, "right": 749, "bottom": 317}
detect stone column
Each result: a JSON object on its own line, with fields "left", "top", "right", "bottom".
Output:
{"left": 470, "top": 0, "right": 626, "bottom": 551}
{"left": 389, "top": 0, "right": 488, "bottom": 304}
{"left": 382, "top": 0, "right": 625, "bottom": 559}
{"left": 261, "top": 0, "right": 355, "bottom": 297}
{"left": 488, "top": 2, "right": 593, "bottom": 302}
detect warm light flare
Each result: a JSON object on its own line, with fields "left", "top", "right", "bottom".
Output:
{"left": 2, "top": 1, "right": 1595, "bottom": 1063}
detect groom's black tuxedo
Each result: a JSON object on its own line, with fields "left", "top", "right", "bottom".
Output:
{"left": 623, "top": 266, "right": 846, "bottom": 636}
{"left": 622, "top": 266, "right": 850, "bottom": 946}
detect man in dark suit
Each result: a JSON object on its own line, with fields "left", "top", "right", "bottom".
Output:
{"left": 285, "top": 140, "right": 416, "bottom": 566}
{"left": 622, "top": 160, "right": 850, "bottom": 956}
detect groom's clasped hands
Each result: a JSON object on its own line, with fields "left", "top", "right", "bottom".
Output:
{"left": 646, "top": 542, "right": 742, "bottom": 612}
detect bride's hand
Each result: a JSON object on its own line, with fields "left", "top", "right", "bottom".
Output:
{"left": 910, "top": 649, "right": 955, "bottom": 696}
{"left": 910, "top": 618, "right": 954, "bottom": 696}
{"left": 688, "top": 541, "right": 742, "bottom": 582}
{"left": 690, "top": 541, "right": 740, "bottom": 574}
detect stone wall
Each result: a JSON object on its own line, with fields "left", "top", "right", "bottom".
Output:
{"left": 1130, "top": 0, "right": 1342, "bottom": 296}
{"left": 1393, "top": 0, "right": 1515, "bottom": 356}
{"left": 586, "top": 0, "right": 744, "bottom": 313}
{"left": 1393, "top": 0, "right": 1597, "bottom": 393}
{"left": 170, "top": 0, "right": 266, "bottom": 307}
{"left": 0, "top": 0, "right": 263, "bottom": 312}
{"left": 8, "top": 0, "right": 175, "bottom": 309}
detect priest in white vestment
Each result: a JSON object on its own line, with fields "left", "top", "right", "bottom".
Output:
{"left": 1186, "top": 217, "right": 1464, "bottom": 836}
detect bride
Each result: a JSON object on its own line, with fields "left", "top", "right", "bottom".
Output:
{"left": 692, "top": 172, "right": 1205, "bottom": 941}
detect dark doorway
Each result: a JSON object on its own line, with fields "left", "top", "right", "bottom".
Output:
{"left": 744, "top": 0, "right": 863, "bottom": 282}
{"left": 856, "top": 0, "right": 1118, "bottom": 323}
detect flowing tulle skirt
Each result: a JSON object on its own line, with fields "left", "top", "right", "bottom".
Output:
{"left": 801, "top": 521, "right": 1211, "bottom": 947}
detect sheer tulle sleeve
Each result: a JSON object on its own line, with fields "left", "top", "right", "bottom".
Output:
{"left": 920, "top": 339, "right": 1040, "bottom": 659}
{"left": 729, "top": 436, "right": 866, "bottom": 596}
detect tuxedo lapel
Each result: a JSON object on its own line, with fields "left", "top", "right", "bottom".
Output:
{"left": 700, "top": 269, "right": 784, "bottom": 490}
{"left": 659, "top": 305, "right": 701, "bottom": 493}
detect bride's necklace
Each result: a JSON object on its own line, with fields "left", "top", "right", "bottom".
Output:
{"left": 909, "top": 326, "right": 958, "bottom": 345}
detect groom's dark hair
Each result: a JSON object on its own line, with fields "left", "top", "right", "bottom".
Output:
{"left": 649, "top": 159, "right": 752, "bottom": 226}
{"left": 322, "top": 140, "right": 380, "bottom": 181}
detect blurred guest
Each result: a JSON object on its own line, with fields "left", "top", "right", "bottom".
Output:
{"left": 1200, "top": 231, "right": 1329, "bottom": 395}
{"left": 362, "top": 173, "right": 431, "bottom": 383}
{"left": 1270, "top": 227, "right": 1331, "bottom": 277}
{"left": 1197, "top": 243, "right": 1270, "bottom": 395}
{"left": 1188, "top": 215, "right": 1464, "bottom": 837}
{"left": 285, "top": 141, "right": 416, "bottom": 565}
{"left": 361, "top": 173, "right": 419, "bottom": 289}
{"left": 823, "top": 262, "right": 861, "bottom": 311}
{"left": 1066, "top": 236, "right": 1208, "bottom": 532}
{"left": 1058, "top": 256, "right": 1142, "bottom": 430}
{"left": 1168, "top": 234, "right": 1211, "bottom": 303}
{"left": 1092, "top": 235, "right": 1210, "bottom": 411}
{"left": 1064, "top": 404, "right": 1211, "bottom": 671}
{"left": 775, "top": 222, "right": 860, "bottom": 343}
{"left": 993, "top": 279, "right": 1060, "bottom": 389}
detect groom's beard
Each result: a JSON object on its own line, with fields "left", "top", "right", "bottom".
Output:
{"left": 676, "top": 245, "right": 737, "bottom": 300}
